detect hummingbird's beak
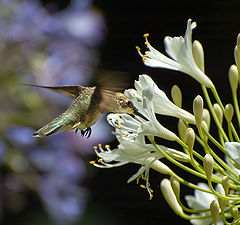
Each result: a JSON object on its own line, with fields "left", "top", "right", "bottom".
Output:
{"left": 133, "top": 106, "right": 148, "bottom": 121}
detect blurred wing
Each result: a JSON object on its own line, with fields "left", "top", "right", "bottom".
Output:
{"left": 23, "top": 84, "right": 82, "bottom": 98}
{"left": 92, "top": 70, "right": 131, "bottom": 111}
{"left": 95, "top": 69, "right": 131, "bottom": 93}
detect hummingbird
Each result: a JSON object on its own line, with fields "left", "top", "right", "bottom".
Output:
{"left": 29, "top": 73, "right": 142, "bottom": 138}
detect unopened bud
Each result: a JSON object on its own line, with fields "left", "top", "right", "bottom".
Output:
{"left": 160, "top": 178, "right": 183, "bottom": 216}
{"left": 193, "top": 95, "right": 204, "bottom": 128}
{"left": 185, "top": 128, "right": 195, "bottom": 151}
{"left": 225, "top": 104, "right": 234, "bottom": 123}
{"left": 171, "top": 85, "right": 182, "bottom": 108}
{"left": 210, "top": 200, "right": 219, "bottom": 225}
{"left": 178, "top": 119, "right": 187, "bottom": 142}
{"left": 234, "top": 46, "right": 240, "bottom": 71}
{"left": 218, "top": 194, "right": 226, "bottom": 214}
{"left": 202, "top": 108, "right": 210, "bottom": 130}
{"left": 229, "top": 65, "right": 239, "bottom": 92}
{"left": 231, "top": 206, "right": 239, "bottom": 220}
{"left": 170, "top": 176, "right": 180, "bottom": 199}
{"left": 150, "top": 160, "right": 172, "bottom": 175}
{"left": 222, "top": 176, "right": 230, "bottom": 195}
{"left": 203, "top": 154, "right": 214, "bottom": 181}
{"left": 213, "top": 103, "right": 223, "bottom": 125}
{"left": 192, "top": 40, "right": 205, "bottom": 72}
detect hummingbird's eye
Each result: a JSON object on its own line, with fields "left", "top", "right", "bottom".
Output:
{"left": 127, "top": 101, "right": 134, "bottom": 108}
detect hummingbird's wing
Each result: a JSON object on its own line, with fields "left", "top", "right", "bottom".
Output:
{"left": 92, "top": 70, "right": 131, "bottom": 112}
{"left": 24, "top": 84, "right": 81, "bottom": 98}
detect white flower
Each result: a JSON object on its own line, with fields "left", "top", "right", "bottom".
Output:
{"left": 224, "top": 142, "right": 240, "bottom": 176}
{"left": 185, "top": 183, "right": 223, "bottom": 225}
{"left": 126, "top": 74, "right": 195, "bottom": 124}
{"left": 224, "top": 142, "right": 240, "bottom": 165}
{"left": 94, "top": 114, "right": 190, "bottom": 196}
{"left": 137, "top": 19, "right": 213, "bottom": 88}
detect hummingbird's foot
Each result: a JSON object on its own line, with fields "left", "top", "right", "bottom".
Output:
{"left": 75, "top": 128, "right": 78, "bottom": 134}
{"left": 80, "top": 127, "right": 92, "bottom": 138}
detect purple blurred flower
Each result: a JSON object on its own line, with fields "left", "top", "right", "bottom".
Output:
{"left": 0, "top": 140, "right": 7, "bottom": 164}
{"left": 4, "top": 125, "right": 35, "bottom": 149}
{"left": 39, "top": 175, "right": 86, "bottom": 224}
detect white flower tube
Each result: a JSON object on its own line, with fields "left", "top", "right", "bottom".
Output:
{"left": 137, "top": 19, "right": 213, "bottom": 88}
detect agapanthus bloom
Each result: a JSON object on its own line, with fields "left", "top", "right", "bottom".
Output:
{"left": 136, "top": 19, "right": 213, "bottom": 88}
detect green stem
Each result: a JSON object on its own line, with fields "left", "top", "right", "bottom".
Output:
{"left": 201, "top": 85, "right": 229, "bottom": 142}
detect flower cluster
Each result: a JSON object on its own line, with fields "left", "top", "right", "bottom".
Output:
{"left": 93, "top": 19, "right": 240, "bottom": 225}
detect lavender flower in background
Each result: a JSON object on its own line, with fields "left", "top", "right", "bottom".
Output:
{"left": 0, "top": 0, "right": 108, "bottom": 224}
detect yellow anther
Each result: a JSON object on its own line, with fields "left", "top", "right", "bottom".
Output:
{"left": 142, "top": 57, "right": 146, "bottom": 63}
{"left": 140, "top": 184, "right": 146, "bottom": 189}
{"left": 125, "top": 133, "right": 129, "bottom": 137}
{"left": 118, "top": 126, "right": 123, "bottom": 129}
{"left": 143, "top": 33, "right": 149, "bottom": 37}
{"left": 144, "top": 41, "right": 149, "bottom": 45}
{"left": 89, "top": 160, "right": 95, "bottom": 164}
{"left": 149, "top": 194, "right": 153, "bottom": 200}
{"left": 136, "top": 46, "right": 140, "bottom": 51}
{"left": 98, "top": 144, "right": 102, "bottom": 147}
{"left": 116, "top": 118, "right": 119, "bottom": 121}
{"left": 93, "top": 146, "right": 97, "bottom": 150}
{"left": 98, "top": 158, "right": 103, "bottom": 163}
{"left": 105, "top": 144, "right": 110, "bottom": 149}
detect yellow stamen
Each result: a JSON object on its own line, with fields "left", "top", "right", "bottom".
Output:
{"left": 142, "top": 57, "right": 146, "bottom": 63}
{"left": 98, "top": 144, "right": 102, "bottom": 147}
{"left": 136, "top": 46, "right": 140, "bottom": 51}
{"left": 116, "top": 118, "right": 119, "bottom": 121}
{"left": 105, "top": 144, "right": 110, "bottom": 149}
{"left": 93, "top": 146, "right": 97, "bottom": 150}
{"left": 89, "top": 160, "right": 95, "bottom": 164}
{"left": 143, "top": 33, "right": 149, "bottom": 37}
{"left": 125, "top": 133, "right": 129, "bottom": 137}
{"left": 149, "top": 194, "right": 153, "bottom": 200}
{"left": 118, "top": 126, "right": 123, "bottom": 129}
{"left": 144, "top": 41, "right": 149, "bottom": 45}
{"left": 98, "top": 158, "right": 103, "bottom": 163}
{"left": 140, "top": 184, "right": 146, "bottom": 189}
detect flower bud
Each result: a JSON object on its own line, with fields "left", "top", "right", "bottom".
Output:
{"left": 192, "top": 40, "right": 205, "bottom": 72}
{"left": 222, "top": 176, "right": 230, "bottom": 195}
{"left": 170, "top": 176, "right": 180, "bottom": 199}
{"left": 234, "top": 46, "right": 240, "bottom": 71}
{"left": 202, "top": 108, "right": 210, "bottom": 131}
{"left": 201, "top": 121, "right": 209, "bottom": 142}
{"left": 193, "top": 95, "right": 203, "bottom": 128}
{"left": 185, "top": 128, "right": 195, "bottom": 151}
{"left": 160, "top": 178, "right": 183, "bottom": 216}
{"left": 210, "top": 200, "right": 219, "bottom": 225}
{"left": 203, "top": 154, "right": 214, "bottom": 181}
{"left": 225, "top": 104, "right": 234, "bottom": 123}
{"left": 218, "top": 194, "right": 226, "bottom": 214}
{"left": 213, "top": 103, "right": 223, "bottom": 125}
{"left": 150, "top": 160, "right": 172, "bottom": 175}
{"left": 171, "top": 85, "right": 182, "bottom": 108}
{"left": 228, "top": 65, "right": 239, "bottom": 92}
{"left": 231, "top": 206, "right": 239, "bottom": 220}
{"left": 178, "top": 119, "right": 187, "bottom": 142}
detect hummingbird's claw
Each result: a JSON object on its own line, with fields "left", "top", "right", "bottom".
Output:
{"left": 75, "top": 128, "right": 79, "bottom": 134}
{"left": 80, "top": 127, "right": 92, "bottom": 138}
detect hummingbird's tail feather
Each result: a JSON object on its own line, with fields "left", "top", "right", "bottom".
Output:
{"left": 23, "top": 84, "right": 81, "bottom": 98}
{"left": 33, "top": 117, "right": 73, "bottom": 138}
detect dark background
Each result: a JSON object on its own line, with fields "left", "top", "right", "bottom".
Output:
{"left": 84, "top": 1, "right": 240, "bottom": 225}
{"left": 4, "top": 0, "right": 240, "bottom": 224}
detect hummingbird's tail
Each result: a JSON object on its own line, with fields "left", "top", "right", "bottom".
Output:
{"left": 33, "top": 116, "right": 72, "bottom": 138}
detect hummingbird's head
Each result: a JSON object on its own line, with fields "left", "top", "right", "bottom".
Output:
{"left": 113, "top": 93, "right": 147, "bottom": 120}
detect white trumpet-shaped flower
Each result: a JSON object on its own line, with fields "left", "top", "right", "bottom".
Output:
{"left": 224, "top": 142, "right": 240, "bottom": 165}
{"left": 185, "top": 183, "right": 223, "bottom": 225}
{"left": 137, "top": 19, "right": 213, "bottom": 88}
{"left": 126, "top": 74, "right": 195, "bottom": 124}
{"left": 93, "top": 122, "right": 189, "bottom": 196}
